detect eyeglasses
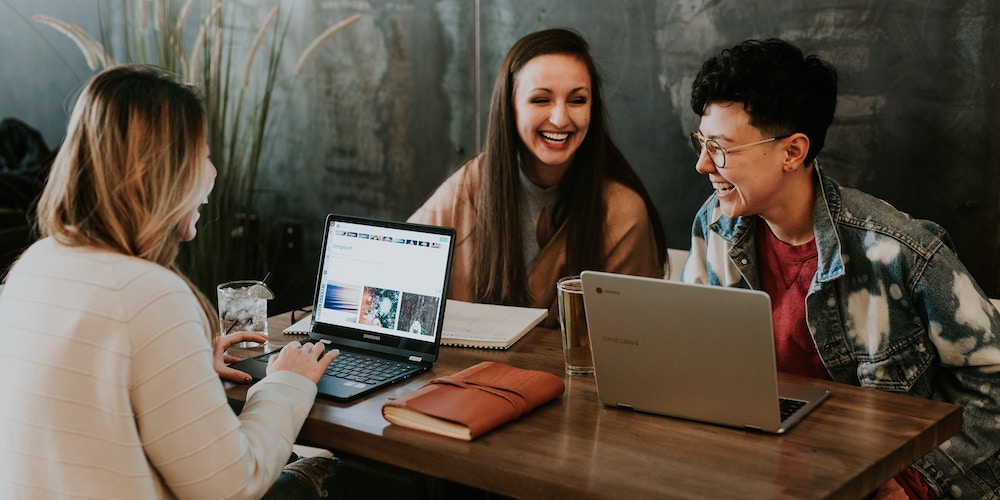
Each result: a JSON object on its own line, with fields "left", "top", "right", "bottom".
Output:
{"left": 689, "top": 132, "right": 790, "bottom": 168}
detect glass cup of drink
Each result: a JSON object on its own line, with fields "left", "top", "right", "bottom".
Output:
{"left": 217, "top": 280, "right": 270, "bottom": 348}
{"left": 557, "top": 275, "right": 594, "bottom": 375}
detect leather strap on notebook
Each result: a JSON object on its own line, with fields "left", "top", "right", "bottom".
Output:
{"left": 426, "top": 377, "right": 530, "bottom": 417}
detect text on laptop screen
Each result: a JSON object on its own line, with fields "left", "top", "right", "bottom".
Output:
{"left": 313, "top": 219, "right": 453, "bottom": 345}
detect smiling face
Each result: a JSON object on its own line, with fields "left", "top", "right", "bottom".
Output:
{"left": 694, "top": 101, "right": 790, "bottom": 220}
{"left": 513, "top": 53, "right": 592, "bottom": 186}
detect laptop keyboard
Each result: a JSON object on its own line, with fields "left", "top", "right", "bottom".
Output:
{"left": 779, "top": 397, "right": 807, "bottom": 421}
{"left": 256, "top": 349, "right": 418, "bottom": 386}
{"left": 323, "top": 350, "right": 417, "bottom": 385}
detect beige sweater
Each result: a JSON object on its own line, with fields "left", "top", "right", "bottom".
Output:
{"left": 410, "top": 156, "right": 664, "bottom": 327}
{"left": 0, "top": 238, "right": 317, "bottom": 499}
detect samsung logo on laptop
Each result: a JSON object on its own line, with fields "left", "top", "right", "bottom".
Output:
{"left": 363, "top": 333, "right": 381, "bottom": 341}
{"left": 602, "top": 336, "right": 639, "bottom": 346}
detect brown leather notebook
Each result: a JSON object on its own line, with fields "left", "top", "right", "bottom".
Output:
{"left": 381, "top": 361, "right": 565, "bottom": 440}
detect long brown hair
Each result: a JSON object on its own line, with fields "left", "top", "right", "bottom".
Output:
{"left": 36, "top": 64, "right": 216, "bottom": 335}
{"left": 473, "top": 28, "right": 666, "bottom": 305}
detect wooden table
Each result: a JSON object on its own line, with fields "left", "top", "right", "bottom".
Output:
{"left": 225, "top": 310, "right": 962, "bottom": 499}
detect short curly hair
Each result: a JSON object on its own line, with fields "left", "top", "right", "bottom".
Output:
{"left": 691, "top": 39, "right": 838, "bottom": 165}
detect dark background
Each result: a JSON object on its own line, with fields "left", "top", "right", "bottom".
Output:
{"left": 3, "top": 0, "right": 998, "bottom": 311}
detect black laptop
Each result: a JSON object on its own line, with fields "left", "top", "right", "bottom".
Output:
{"left": 230, "top": 213, "right": 456, "bottom": 401}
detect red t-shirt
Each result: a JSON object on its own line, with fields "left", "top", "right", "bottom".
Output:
{"left": 754, "top": 218, "right": 828, "bottom": 380}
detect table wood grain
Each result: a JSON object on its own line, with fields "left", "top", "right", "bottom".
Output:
{"left": 224, "top": 310, "right": 962, "bottom": 499}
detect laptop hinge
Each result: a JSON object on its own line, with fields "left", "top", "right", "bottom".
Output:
{"left": 744, "top": 424, "right": 762, "bottom": 431}
{"left": 616, "top": 403, "right": 633, "bottom": 410}
{"left": 408, "top": 355, "right": 423, "bottom": 362}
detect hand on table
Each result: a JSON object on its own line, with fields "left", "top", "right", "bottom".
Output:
{"left": 214, "top": 331, "right": 268, "bottom": 383}
{"left": 267, "top": 340, "right": 339, "bottom": 384}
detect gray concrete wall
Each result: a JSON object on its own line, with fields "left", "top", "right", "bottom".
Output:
{"left": 3, "top": 0, "right": 998, "bottom": 305}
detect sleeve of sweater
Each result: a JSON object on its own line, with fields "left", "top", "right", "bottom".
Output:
{"left": 408, "top": 161, "right": 476, "bottom": 230}
{"left": 126, "top": 270, "right": 318, "bottom": 500}
{"left": 601, "top": 181, "right": 663, "bottom": 280}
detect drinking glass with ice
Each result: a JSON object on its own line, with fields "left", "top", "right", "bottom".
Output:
{"left": 217, "top": 280, "right": 274, "bottom": 348}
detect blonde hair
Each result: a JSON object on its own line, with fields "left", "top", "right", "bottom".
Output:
{"left": 36, "top": 64, "right": 216, "bottom": 335}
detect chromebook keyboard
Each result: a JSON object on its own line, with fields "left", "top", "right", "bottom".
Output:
{"left": 779, "top": 397, "right": 807, "bottom": 420}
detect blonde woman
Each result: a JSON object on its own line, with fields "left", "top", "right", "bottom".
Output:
{"left": 0, "top": 65, "right": 341, "bottom": 499}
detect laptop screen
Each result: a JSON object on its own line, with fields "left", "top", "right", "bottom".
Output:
{"left": 309, "top": 214, "right": 455, "bottom": 361}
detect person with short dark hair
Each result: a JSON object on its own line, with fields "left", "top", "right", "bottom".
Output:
{"left": 683, "top": 38, "right": 1000, "bottom": 498}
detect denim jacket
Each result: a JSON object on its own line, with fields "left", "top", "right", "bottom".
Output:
{"left": 681, "top": 165, "right": 1000, "bottom": 498}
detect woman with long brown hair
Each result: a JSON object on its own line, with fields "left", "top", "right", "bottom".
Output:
{"left": 410, "top": 28, "right": 666, "bottom": 326}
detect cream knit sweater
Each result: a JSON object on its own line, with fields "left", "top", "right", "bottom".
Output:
{"left": 0, "top": 238, "right": 317, "bottom": 499}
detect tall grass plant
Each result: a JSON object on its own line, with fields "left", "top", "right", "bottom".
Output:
{"left": 33, "top": 0, "right": 360, "bottom": 298}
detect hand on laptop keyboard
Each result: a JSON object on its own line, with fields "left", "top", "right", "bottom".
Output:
{"left": 267, "top": 341, "right": 340, "bottom": 384}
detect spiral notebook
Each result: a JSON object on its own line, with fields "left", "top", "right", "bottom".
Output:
{"left": 439, "top": 300, "right": 546, "bottom": 349}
